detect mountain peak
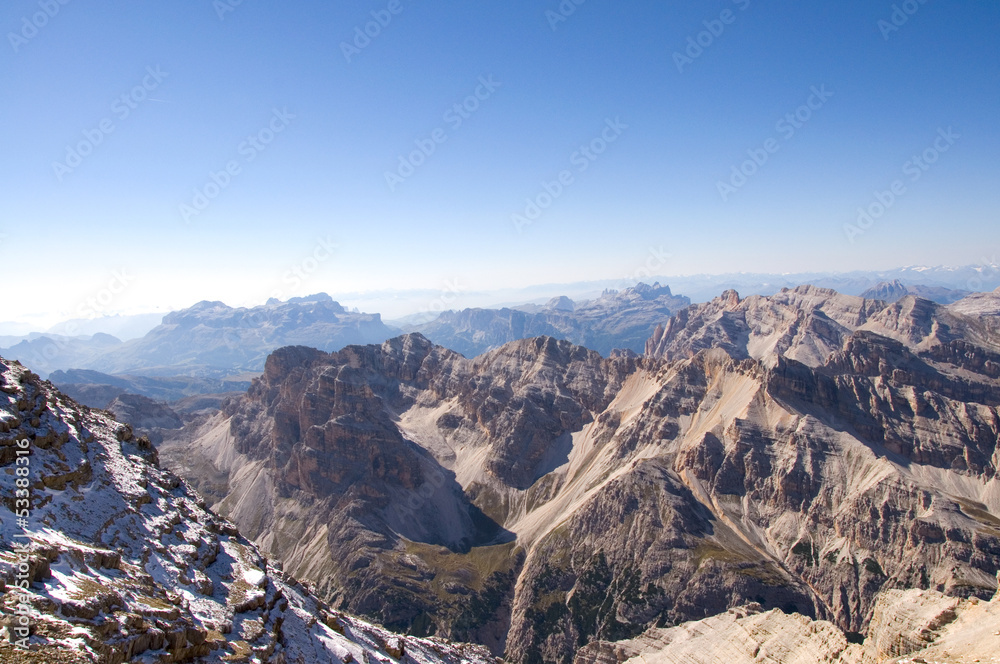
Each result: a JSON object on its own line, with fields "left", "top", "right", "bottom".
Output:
{"left": 544, "top": 295, "right": 575, "bottom": 312}
{"left": 861, "top": 280, "right": 910, "bottom": 302}
{"left": 719, "top": 288, "right": 741, "bottom": 307}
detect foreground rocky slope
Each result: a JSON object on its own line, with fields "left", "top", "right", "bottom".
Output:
{"left": 412, "top": 283, "right": 690, "bottom": 357}
{"left": 0, "top": 356, "right": 496, "bottom": 663}
{"left": 166, "top": 285, "right": 1000, "bottom": 663}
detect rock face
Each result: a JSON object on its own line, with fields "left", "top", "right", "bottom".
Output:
{"left": 0, "top": 356, "right": 497, "bottom": 663}
{"left": 574, "top": 582, "right": 1000, "bottom": 664}
{"left": 412, "top": 283, "right": 690, "bottom": 357}
{"left": 167, "top": 285, "right": 1000, "bottom": 663}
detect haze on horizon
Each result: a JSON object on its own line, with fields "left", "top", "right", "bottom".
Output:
{"left": 2, "top": 0, "right": 998, "bottom": 326}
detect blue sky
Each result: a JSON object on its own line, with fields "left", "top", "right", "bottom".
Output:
{"left": 2, "top": 0, "right": 998, "bottom": 326}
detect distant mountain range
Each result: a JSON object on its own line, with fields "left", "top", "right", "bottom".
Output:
{"left": 87, "top": 293, "right": 396, "bottom": 377}
{"left": 3, "top": 267, "right": 999, "bottom": 407}
{"left": 0, "top": 293, "right": 399, "bottom": 380}
{"left": 0, "top": 331, "right": 123, "bottom": 377}
{"left": 409, "top": 282, "right": 690, "bottom": 357}
{"left": 46, "top": 311, "right": 167, "bottom": 340}
{"left": 7, "top": 263, "right": 999, "bottom": 339}
{"left": 658, "top": 264, "right": 999, "bottom": 303}
{"left": 331, "top": 263, "right": 1000, "bottom": 318}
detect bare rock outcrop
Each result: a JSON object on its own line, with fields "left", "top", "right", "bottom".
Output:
{"left": 575, "top": 581, "right": 1000, "bottom": 664}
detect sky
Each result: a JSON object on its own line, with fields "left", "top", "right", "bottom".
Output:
{"left": 2, "top": 0, "right": 998, "bottom": 328}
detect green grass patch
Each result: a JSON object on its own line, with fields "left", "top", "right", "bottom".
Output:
{"left": 692, "top": 541, "right": 751, "bottom": 568}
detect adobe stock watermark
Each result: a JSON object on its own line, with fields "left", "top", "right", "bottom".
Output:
{"left": 341, "top": 0, "right": 403, "bottom": 63}
{"left": 717, "top": 85, "right": 833, "bottom": 202}
{"left": 77, "top": 269, "right": 135, "bottom": 319}
{"left": 546, "top": 0, "right": 587, "bottom": 31}
{"left": 179, "top": 108, "right": 295, "bottom": 223}
{"left": 7, "top": 0, "right": 73, "bottom": 53}
{"left": 844, "top": 127, "right": 958, "bottom": 243}
{"left": 419, "top": 278, "right": 465, "bottom": 316}
{"left": 17, "top": 269, "right": 134, "bottom": 374}
{"left": 275, "top": 236, "right": 339, "bottom": 296}
{"left": 52, "top": 66, "right": 169, "bottom": 182}
{"left": 10, "top": 434, "right": 35, "bottom": 650}
{"left": 673, "top": 0, "right": 751, "bottom": 73}
{"left": 878, "top": 0, "right": 930, "bottom": 40}
{"left": 213, "top": 0, "right": 246, "bottom": 21}
{"left": 512, "top": 117, "right": 628, "bottom": 233}
{"left": 385, "top": 76, "right": 501, "bottom": 192}
{"left": 221, "top": 236, "right": 338, "bottom": 348}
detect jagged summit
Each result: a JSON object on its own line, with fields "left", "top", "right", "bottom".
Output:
{"left": 860, "top": 279, "right": 909, "bottom": 302}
